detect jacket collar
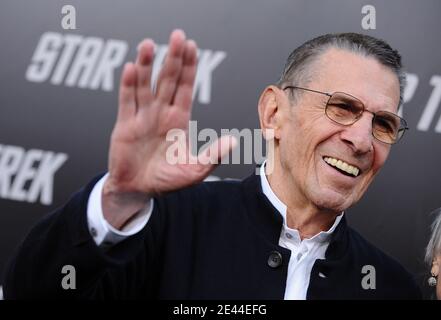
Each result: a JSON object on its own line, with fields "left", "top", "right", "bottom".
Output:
{"left": 240, "top": 169, "right": 349, "bottom": 260}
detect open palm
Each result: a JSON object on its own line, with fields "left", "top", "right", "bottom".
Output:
{"left": 106, "top": 30, "right": 235, "bottom": 204}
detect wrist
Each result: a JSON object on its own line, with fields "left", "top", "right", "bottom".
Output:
{"left": 102, "top": 178, "right": 152, "bottom": 230}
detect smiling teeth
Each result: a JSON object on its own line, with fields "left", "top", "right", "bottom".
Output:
{"left": 324, "top": 157, "right": 360, "bottom": 177}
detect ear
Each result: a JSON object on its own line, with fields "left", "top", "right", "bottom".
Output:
{"left": 258, "top": 85, "right": 283, "bottom": 140}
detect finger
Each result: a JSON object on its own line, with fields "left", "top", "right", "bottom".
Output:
{"left": 155, "top": 29, "right": 186, "bottom": 105}
{"left": 196, "top": 135, "right": 238, "bottom": 167}
{"left": 117, "top": 62, "right": 137, "bottom": 123}
{"left": 135, "top": 39, "right": 155, "bottom": 108}
{"left": 172, "top": 39, "right": 198, "bottom": 111}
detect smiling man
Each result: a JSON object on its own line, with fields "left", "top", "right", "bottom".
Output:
{"left": 261, "top": 45, "right": 404, "bottom": 239}
{"left": 4, "top": 31, "right": 421, "bottom": 299}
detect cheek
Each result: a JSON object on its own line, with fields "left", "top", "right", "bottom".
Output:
{"left": 372, "top": 144, "right": 391, "bottom": 173}
{"left": 280, "top": 109, "right": 338, "bottom": 168}
{"left": 358, "top": 145, "right": 390, "bottom": 194}
{"left": 278, "top": 127, "right": 311, "bottom": 176}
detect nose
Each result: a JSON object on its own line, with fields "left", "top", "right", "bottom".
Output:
{"left": 340, "top": 113, "right": 374, "bottom": 154}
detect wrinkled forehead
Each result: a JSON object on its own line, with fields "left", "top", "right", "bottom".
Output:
{"left": 311, "top": 48, "right": 400, "bottom": 113}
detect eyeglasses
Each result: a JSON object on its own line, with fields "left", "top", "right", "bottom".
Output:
{"left": 282, "top": 86, "right": 409, "bottom": 144}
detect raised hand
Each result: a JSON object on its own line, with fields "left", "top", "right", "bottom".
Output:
{"left": 102, "top": 30, "right": 236, "bottom": 229}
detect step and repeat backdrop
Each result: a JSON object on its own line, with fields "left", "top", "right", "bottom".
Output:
{"left": 0, "top": 0, "right": 440, "bottom": 296}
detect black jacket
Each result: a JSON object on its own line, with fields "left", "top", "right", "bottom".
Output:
{"left": 3, "top": 172, "right": 421, "bottom": 299}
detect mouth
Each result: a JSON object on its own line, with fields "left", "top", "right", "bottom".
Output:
{"left": 323, "top": 156, "right": 361, "bottom": 178}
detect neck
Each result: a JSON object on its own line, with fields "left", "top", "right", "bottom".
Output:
{"left": 266, "top": 156, "right": 340, "bottom": 240}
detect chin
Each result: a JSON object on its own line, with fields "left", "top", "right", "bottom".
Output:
{"left": 312, "top": 191, "right": 353, "bottom": 213}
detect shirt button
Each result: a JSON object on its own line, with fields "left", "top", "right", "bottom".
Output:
{"left": 267, "top": 251, "right": 283, "bottom": 268}
{"left": 285, "top": 233, "right": 293, "bottom": 239}
{"left": 90, "top": 227, "right": 97, "bottom": 237}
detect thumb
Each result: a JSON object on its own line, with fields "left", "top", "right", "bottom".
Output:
{"left": 197, "top": 135, "right": 238, "bottom": 167}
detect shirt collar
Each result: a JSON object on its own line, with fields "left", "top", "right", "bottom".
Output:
{"left": 259, "top": 160, "right": 287, "bottom": 218}
{"left": 259, "top": 160, "right": 343, "bottom": 243}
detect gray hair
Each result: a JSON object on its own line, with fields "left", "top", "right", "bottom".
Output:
{"left": 425, "top": 208, "right": 441, "bottom": 266}
{"left": 277, "top": 33, "right": 406, "bottom": 107}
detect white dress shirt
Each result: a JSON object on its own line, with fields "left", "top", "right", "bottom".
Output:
{"left": 259, "top": 162, "right": 343, "bottom": 299}
{"left": 87, "top": 165, "right": 342, "bottom": 299}
{"left": 86, "top": 173, "right": 153, "bottom": 248}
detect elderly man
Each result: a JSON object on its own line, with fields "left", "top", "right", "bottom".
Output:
{"left": 3, "top": 30, "right": 421, "bottom": 299}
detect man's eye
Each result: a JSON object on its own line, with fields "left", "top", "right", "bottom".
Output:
{"left": 375, "top": 117, "right": 395, "bottom": 133}
{"left": 336, "top": 103, "right": 353, "bottom": 110}
{"left": 330, "top": 103, "right": 356, "bottom": 113}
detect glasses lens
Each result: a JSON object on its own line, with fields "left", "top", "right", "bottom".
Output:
{"left": 373, "top": 111, "right": 406, "bottom": 144}
{"left": 325, "top": 92, "right": 364, "bottom": 125}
